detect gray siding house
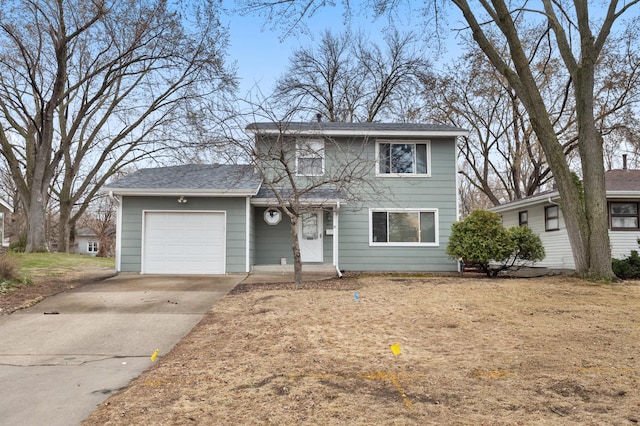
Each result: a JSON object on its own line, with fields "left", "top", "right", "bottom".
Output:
{"left": 104, "top": 122, "right": 468, "bottom": 275}
{"left": 490, "top": 167, "right": 640, "bottom": 270}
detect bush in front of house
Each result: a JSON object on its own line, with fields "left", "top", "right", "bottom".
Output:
{"left": 447, "top": 209, "right": 545, "bottom": 277}
{"left": 612, "top": 239, "right": 640, "bottom": 279}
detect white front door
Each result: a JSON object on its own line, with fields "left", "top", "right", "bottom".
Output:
{"left": 299, "top": 211, "right": 323, "bottom": 262}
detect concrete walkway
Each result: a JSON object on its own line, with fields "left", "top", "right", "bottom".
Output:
{"left": 0, "top": 273, "right": 244, "bottom": 426}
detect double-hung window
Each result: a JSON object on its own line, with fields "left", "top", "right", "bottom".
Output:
{"left": 519, "top": 211, "right": 528, "bottom": 227}
{"left": 610, "top": 202, "right": 640, "bottom": 229}
{"left": 545, "top": 205, "right": 559, "bottom": 231}
{"left": 296, "top": 139, "right": 324, "bottom": 176}
{"left": 377, "top": 140, "right": 430, "bottom": 176}
{"left": 371, "top": 209, "right": 438, "bottom": 246}
{"left": 88, "top": 241, "right": 98, "bottom": 253}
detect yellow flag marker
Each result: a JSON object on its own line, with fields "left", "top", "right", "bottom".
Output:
{"left": 151, "top": 349, "right": 159, "bottom": 362}
{"left": 390, "top": 343, "right": 401, "bottom": 356}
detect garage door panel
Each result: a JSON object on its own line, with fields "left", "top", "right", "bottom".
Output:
{"left": 143, "top": 211, "right": 226, "bottom": 274}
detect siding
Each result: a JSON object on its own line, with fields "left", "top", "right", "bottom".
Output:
{"left": 610, "top": 231, "right": 640, "bottom": 259}
{"left": 500, "top": 203, "right": 575, "bottom": 269}
{"left": 119, "top": 196, "right": 248, "bottom": 273}
{"left": 253, "top": 135, "right": 459, "bottom": 272}
{"left": 337, "top": 138, "right": 458, "bottom": 272}
{"left": 253, "top": 207, "right": 335, "bottom": 265}
{"left": 501, "top": 200, "right": 640, "bottom": 269}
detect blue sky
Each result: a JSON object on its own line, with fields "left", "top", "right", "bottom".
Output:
{"left": 222, "top": 4, "right": 416, "bottom": 97}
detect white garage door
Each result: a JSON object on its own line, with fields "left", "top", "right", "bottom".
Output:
{"left": 143, "top": 211, "right": 226, "bottom": 274}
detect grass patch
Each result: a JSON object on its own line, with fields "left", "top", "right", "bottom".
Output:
{"left": 6, "top": 252, "right": 114, "bottom": 278}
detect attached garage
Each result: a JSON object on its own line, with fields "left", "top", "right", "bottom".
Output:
{"left": 142, "top": 211, "right": 226, "bottom": 274}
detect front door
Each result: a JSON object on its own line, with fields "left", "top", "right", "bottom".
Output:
{"left": 299, "top": 211, "right": 323, "bottom": 262}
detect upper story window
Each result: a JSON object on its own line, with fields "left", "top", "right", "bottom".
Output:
{"left": 610, "top": 202, "right": 639, "bottom": 229}
{"left": 296, "top": 139, "right": 324, "bottom": 176}
{"left": 545, "top": 205, "right": 559, "bottom": 231}
{"left": 519, "top": 211, "right": 528, "bottom": 226}
{"left": 377, "top": 140, "right": 430, "bottom": 176}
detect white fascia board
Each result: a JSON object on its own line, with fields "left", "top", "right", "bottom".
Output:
{"left": 606, "top": 191, "right": 640, "bottom": 199}
{"left": 0, "top": 198, "right": 12, "bottom": 213}
{"left": 250, "top": 129, "right": 470, "bottom": 138}
{"left": 490, "top": 191, "right": 561, "bottom": 213}
{"left": 103, "top": 188, "right": 260, "bottom": 197}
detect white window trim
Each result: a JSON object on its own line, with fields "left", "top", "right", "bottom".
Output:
{"left": 375, "top": 139, "right": 431, "bottom": 177}
{"left": 369, "top": 208, "right": 439, "bottom": 247}
{"left": 87, "top": 241, "right": 99, "bottom": 252}
{"left": 296, "top": 138, "right": 325, "bottom": 176}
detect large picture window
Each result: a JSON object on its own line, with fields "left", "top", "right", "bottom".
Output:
{"left": 296, "top": 139, "right": 324, "bottom": 176}
{"left": 377, "top": 141, "right": 430, "bottom": 175}
{"left": 610, "top": 202, "right": 640, "bottom": 229}
{"left": 371, "top": 209, "right": 437, "bottom": 245}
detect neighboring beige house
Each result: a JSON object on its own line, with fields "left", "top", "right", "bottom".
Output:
{"left": 490, "top": 167, "right": 640, "bottom": 270}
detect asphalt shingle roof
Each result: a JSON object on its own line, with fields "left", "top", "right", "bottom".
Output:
{"left": 605, "top": 169, "right": 640, "bottom": 192}
{"left": 246, "top": 121, "right": 468, "bottom": 135}
{"left": 104, "top": 164, "right": 262, "bottom": 194}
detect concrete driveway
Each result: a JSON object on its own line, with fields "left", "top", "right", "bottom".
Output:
{"left": 0, "top": 273, "right": 244, "bottom": 426}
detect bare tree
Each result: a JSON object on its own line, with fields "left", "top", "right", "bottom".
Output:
{"left": 273, "top": 29, "right": 432, "bottom": 122}
{"left": 429, "top": 34, "right": 563, "bottom": 205}
{"left": 0, "top": 0, "right": 235, "bottom": 252}
{"left": 242, "top": 0, "right": 640, "bottom": 279}
{"left": 217, "top": 101, "right": 387, "bottom": 285}
{"left": 76, "top": 195, "right": 116, "bottom": 258}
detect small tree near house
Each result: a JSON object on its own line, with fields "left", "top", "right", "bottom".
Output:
{"left": 447, "top": 209, "right": 545, "bottom": 277}
{"left": 246, "top": 119, "right": 387, "bottom": 286}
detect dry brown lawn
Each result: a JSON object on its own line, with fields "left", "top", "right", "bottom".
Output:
{"left": 83, "top": 274, "right": 640, "bottom": 425}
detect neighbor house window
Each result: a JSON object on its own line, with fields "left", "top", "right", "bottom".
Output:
{"left": 519, "top": 211, "right": 528, "bottom": 226}
{"left": 371, "top": 209, "right": 437, "bottom": 245}
{"left": 610, "top": 202, "right": 640, "bottom": 229}
{"left": 296, "top": 139, "right": 324, "bottom": 176}
{"left": 377, "top": 141, "right": 430, "bottom": 175}
{"left": 545, "top": 205, "right": 559, "bottom": 231}
{"left": 88, "top": 241, "right": 98, "bottom": 253}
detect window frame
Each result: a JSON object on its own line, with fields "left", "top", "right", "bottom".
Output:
{"left": 609, "top": 201, "right": 640, "bottom": 230}
{"left": 369, "top": 208, "right": 439, "bottom": 247}
{"left": 87, "top": 241, "right": 99, "bottom": 253}
{"left": 295, "top": 138, "right": 325, "bottom": 176}
{"left": 375, "top": 140, "right": 431, "bottom": 177}
{"left": 544, "top": 205, "right": 560, "bottom": 231}
{"left": 518, "top": 210, "right": 528, "bottom": 227}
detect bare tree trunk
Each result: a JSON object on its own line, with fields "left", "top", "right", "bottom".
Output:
{"left": 58, "top": 198, "right": 72, "bottom": 253}
{"left": 574, "top": 70, "right": 613, "bottom": 278}
{"left": 25, "top": 193, "right": 47, "bottom": 252}
{"left": 290, "top": 215, "right": 303, "bottom": 286}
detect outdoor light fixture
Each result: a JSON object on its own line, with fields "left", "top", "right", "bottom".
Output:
{"left": 177, "top": 196, "right": 188, "bottom": 204}
{"left": 264, "top": 207, "right": 282, "bottom": 225}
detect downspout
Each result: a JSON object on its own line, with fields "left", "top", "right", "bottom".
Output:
{"left": 333, "top": 201, "right": 342, "bottom": 278}
{"left": 245, "top": 196, "right": 251, "bottom": 273}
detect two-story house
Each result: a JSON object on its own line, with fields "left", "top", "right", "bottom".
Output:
{"left": 104, "top": 122, "right": 468, "bottom": 275}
